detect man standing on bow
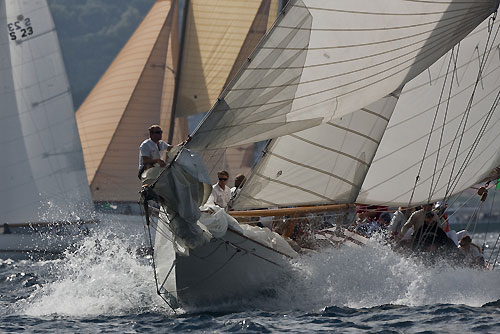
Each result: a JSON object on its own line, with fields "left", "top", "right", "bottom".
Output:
{"left": 138, "top": 125, "right": 172, "bottom": 179}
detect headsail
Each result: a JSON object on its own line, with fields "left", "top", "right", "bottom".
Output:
{"left": 187, "top": 0, "right": 499, "bottom": 151}
{"left": 357, "top": 18, "right": 500, "bottom": 206}
{"left": 233, "top": 93, "right": 400, "bottom": 209}
{"left": 0, "top": 0, "right": 92, "bottom": 223}
{"left": 76, "top": 0, "right": 279, "bottom": 199}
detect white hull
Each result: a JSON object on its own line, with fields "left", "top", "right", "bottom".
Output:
{"left": 0, "top": 214, "right": 147, "bottom": 259}
{"left": 0, "top": 224, "right": 89, "bottom": 259}
{"left": 173, "top": 228, "right": 292, "bottom": 307}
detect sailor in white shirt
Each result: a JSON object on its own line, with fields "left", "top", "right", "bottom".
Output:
{"left": 210, "top": 170, "right": 232, "bottom": 210}
{"left": 138, "top": 125, "right": 172, "bottom": 178}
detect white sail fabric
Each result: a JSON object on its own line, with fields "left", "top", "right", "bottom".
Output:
{"left": 233, "top": 93, "right": 399, "bottom": 209}
{"left": 188, "top": 0, "right": 498, "bottom": 151}
{"left": 0, "top": 0, "right": 92, "bottom": 224}
{"left": 357, "top": 19, "right": 500, "bottom": 206}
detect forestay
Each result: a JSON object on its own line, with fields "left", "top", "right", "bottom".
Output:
{"left": 358, "top": 18, "right": 500, "bottom": 206}
{"left": 0, "top": 0, "right": 92, "bottom": 223}
{"left": 187, "top": 0, "right": 499, "bottom": 151}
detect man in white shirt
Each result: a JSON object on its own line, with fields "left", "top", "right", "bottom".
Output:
{"left": 211, "top": 170, "right": 232, "bottom": 210}
{"left": 138, "top": 125, "right": 172, "bottom": 178}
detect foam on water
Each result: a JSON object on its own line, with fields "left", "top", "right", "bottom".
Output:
{"left": 17, "top": 227, "right": 170, "bottom": 317}
{"left": 15, "top": 224, "right": 500, "bottom": 316}
{"left": 275, "top": 237, "right": 500, "bottom": 310}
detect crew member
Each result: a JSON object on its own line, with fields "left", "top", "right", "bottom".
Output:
{"left": 138, "top": 125, "right": 172, "bottom": 179}
{"left": 211, "top": 170, "right": 232, "bottom": 210}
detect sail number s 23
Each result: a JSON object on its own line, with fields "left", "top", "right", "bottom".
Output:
{"left": 7, "top": 17, "right": 33, "bottom": 40}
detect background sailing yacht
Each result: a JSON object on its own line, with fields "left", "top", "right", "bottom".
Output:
{"left": 0, "top": 0, "right": 94, "bottom": 256}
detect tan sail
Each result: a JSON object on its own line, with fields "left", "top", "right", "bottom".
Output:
{"left": 176, "top": 0, "right": 279, "bottom": 184}
{"left": 175, "top": 0, "right": 263, "bottom": 118}
{"left": 76, "top": 0, "right": 179, "bottom": 201}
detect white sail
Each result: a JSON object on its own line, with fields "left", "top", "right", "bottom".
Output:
{"left": 188, "top": 0, "right": 498, "bottom": 151}
{"left": 0, "top": 0, "right": 92, "bottom": 224}
{"left": 233, "top": 93, "right": 399, "bottom": 209}
{"left": 234, "top": 14, "right": 500, "bottom": 210}
{"left": 357, "top": 19, "right": 500, "bottom": 206}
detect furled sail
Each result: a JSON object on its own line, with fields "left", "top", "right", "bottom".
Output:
{"left": 76, "top": 0, "right": 185, "bottom": 202}
{"left": 187, "top": 0, "right": 499, "bottom": 151}
{"left": 0, "top": 0, "right": 92, "bottom": 223}
{"left": 357, "top": 18, "right": 500, "bottom": 206}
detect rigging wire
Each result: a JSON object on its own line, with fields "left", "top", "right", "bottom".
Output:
{"left": 487, "top": 232, "right": 500, "bottom": 268}
{"left": 442, "top": 20, "right": 500, "bottom": 202}
{"left": 138, "top": 200, "right": 178, "bottom": 313}
{"left": 407, "top": 41, "right": 456, "bottom": 209}
{"left": 428, "top": 44, "right": 459, "bottom": 200}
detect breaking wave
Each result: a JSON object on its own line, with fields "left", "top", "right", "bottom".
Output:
{"left": 15, "top": 221, "right": 500, "bottom": 316}
{"left": 16, "top": 219, "right": 171, "bottom": 317}
{"left": 275, "top": 237, "right": 500, "bottom": 310}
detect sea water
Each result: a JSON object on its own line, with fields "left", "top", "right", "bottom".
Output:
{"left": 1, "top": 224, "right": 500, "bottom": 333}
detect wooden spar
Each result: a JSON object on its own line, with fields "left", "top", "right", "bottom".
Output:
{"left": 229, "top": 203, "right": 354, "bottom": 217}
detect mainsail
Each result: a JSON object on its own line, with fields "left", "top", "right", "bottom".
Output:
{"left": 175, "top": 0, "right": 274, "bottom": 118}
{"left": 187, "top": 0, "right": 499, "bottom": 151}
{"left": 0, "top": 0, "right": 93, "bottom": 224}
{"left": 234, "top": 16, "right": 500, "bottom": 210}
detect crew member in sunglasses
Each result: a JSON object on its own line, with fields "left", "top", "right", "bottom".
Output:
{"left": 210, "top": 170, "right": 232, "bottom": 210}
{"left": 138, "top": 125, "right": 172, "bottom": 179}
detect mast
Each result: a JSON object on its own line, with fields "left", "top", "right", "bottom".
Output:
{"left": 167, "top": 0, "right": 190, "bottom": 144}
